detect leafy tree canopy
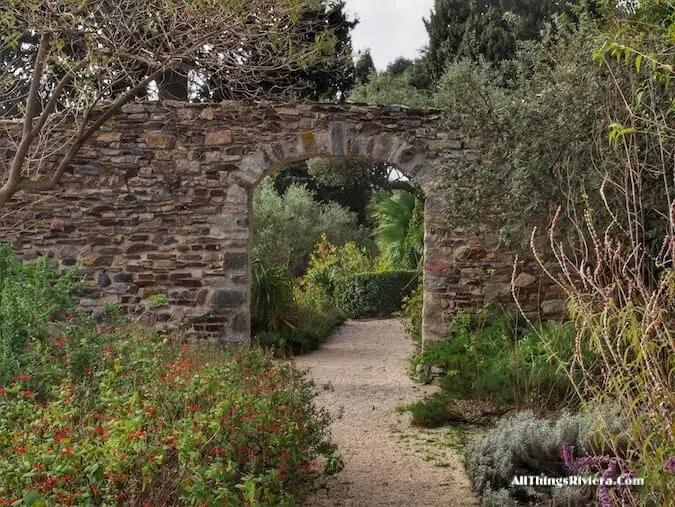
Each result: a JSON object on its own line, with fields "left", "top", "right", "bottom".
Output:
{"left": 423, "top": 0, "right": 572, "bottom": 76}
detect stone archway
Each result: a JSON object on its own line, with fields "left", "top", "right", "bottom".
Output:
{"left": 1, "top": 100, "right": 563, "bottom": 347}
{"left": 241, "top": 126, "right": 435, "bottom": 346}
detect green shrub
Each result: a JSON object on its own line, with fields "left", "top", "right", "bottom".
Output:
{"left": 300, "top": 235, "right": 373, "bottom": 311}
{"left": 407, "top": 392, "right": 459, "bottom": 428}
{"left": 414, "top": 310, "right": 580, "bottom": 412}
{"left": 333, "top": 270, "right": 418, "bottom": 318}
{"left": 256, "top": 301, "right": 344, "bottom": 356}
{"left": 253, "top": 179, "right": 370, "bottom": 275}
{"left": 398, "top": 281, "right": 423, "bottom": 348}
{"left": 465, "top": 411, "right": 593, "bottom": 506}
{"left": 0, "top": 332, "right": 342, "bottom": 505}
{"left": 0, "top": 246, "right": 82, "bottom": 394}
{"left": 251, "top": 249, "right": 296, "bottom": 333}
{"left": 0, "top": 247, "right": 343, "bottom": 505}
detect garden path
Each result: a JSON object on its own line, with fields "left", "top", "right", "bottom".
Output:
{"left": 296, "top": 319, "right": 478, "bottom": 506}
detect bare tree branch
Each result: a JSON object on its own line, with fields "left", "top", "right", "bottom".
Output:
{"left": 0, "top": 0, "right": 337, "bottom": 206}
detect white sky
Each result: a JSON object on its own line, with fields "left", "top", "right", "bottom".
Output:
{"left": 344, "top": 0, "right": 435, "bottom": 70}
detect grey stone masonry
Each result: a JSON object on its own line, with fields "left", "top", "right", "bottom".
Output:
{"left": 0, "top": 100, "right": 564, "bottom": 346}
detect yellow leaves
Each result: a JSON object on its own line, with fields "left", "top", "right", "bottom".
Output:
{"left": 608, "top": 122, "right": 636, "bottom": 145}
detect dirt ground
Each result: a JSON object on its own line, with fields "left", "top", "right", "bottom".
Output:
{"left": 295, "top": 319, "right": 478, "bottom": 507}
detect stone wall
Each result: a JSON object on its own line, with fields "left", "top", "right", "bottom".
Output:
{"left": 0, "top": 100, "right": 564, "bottom": 346}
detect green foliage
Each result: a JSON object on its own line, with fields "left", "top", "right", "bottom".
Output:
{"left": 145, "top": 293, "right": 168, "bottom": 307}
{"left": 423, "top": 0, "right": 572, "bottom": 76}
{"left": 300, "top": 234, "right": 374, "bottom": 309}
{"left": 408, "top": 310, "right": 583, "bottom": 426}
{"left": 252, "top": 238, "right": 350, "bottom": 355}
{"left": 354, "top": 49, "right": 376, "bottom": 85}
{"left": 0, "top": 333, "right": 342, "bottom": 505}
{"left": 353, "top": 10, "right": 672, "bottom": 243}
{"left": 349, "top": 69, "right": 433, "bottom": 107}
{"left": 534, "top": 3, "right": 675, "bottom": 502}
{"left": 0, "top": 252, "right": 343, "bottom": 505}
{"left": 333, "top": 271, "right": 418, "bottom": 319}
{"left": 398, "top": 281, "right": 424, "bottom": 348}
{"left": 251, "top": 249, "right": 296, "bottom": 333}
{"left": 253, "top": 178, "right": 369, "bottom": 275}
{"left": 465, "top": 411, "right": 593, "bottom": 506}
{"left": 0, "top": 246, "right": 80, "bottom": 390}
{"left": 256, "top": 298, "right": 344, "bottom": 355}
{"left": 432, "top": 13, "right": 619, "bottom": 234}
{"left": 372, "top": 190, "right": 424, "bottom": 270}
{"left": 386, "top": 57, "right": 415, "bottom": 76}
{"left": 406, "top": 392, "right": 465, "bottom": 428}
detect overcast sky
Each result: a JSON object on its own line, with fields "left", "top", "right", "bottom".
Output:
{"left": 344, "top": 0, "right": 435, "bottom": 70}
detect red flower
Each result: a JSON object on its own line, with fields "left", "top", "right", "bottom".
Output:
{"left": 102, "top": 347, "right": 113, "bottom": 355}
{"left": 213, "top": 447, "right": 228, "bottom": 456}
{"left": 15, "top": 447, "right": 26, "bottom": 454}
{"left": 22, "top": 390, "right": 32, "bottom": 398}
{"left": 188, "top": 404, "right": 199, "bottom": 413}
{"left": 128, "top": 430, "right": 147, "bottom": 441}
{"left": 52, "top": 336, "right": 67, "bottom": 347}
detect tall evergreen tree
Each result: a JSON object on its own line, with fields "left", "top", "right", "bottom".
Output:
{"left": 423, "top": 0, "right": 569, "bottom": 76}
{"left": 354, "top": 49, "right": 376, "bottom": 85}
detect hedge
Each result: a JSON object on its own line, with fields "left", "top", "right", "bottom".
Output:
{"left": 333, "top": 270, "right": 418, "bottom": 318}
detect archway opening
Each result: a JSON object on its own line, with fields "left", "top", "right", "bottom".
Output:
{"left": 248, "top": 154, "right": 426, "bottom": 355}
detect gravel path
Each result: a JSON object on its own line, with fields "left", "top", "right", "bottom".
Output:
{"left": 295, "top": 319, "right": 478, "bottom": 507}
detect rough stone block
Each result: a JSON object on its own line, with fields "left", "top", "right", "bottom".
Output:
{"left": 97, "top": 132, "right": 122, "bottom": 143}
{"left": 146, "top": 133, "right": 176, "bottom": 149}
{"left": 514, "top": 272, "right": 537, "bottom": 288}
{"left": 541, "top": 299, "right": 566, "bottom": 316}
{"left": 209, "top": 289, "right": 247, "bottom": 309}
{"left": 205, "top": 130, "right": 233, "bottom": 146}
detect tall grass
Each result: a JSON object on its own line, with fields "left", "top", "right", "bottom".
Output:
{"left": 250, "top": 249, "right": 296, "bottom": 333}
{"left": 527, "top": 11, "right": 675, "bottom": 500}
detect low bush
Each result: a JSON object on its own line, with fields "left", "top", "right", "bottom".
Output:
{"left": 407, "top": 392, "right": 476, "bottom": 428}
{"left": 256, "top": 299, "right": 345, "bottom": 356}
{"left": 465, "top": 411, "right": 593, "bottom": 506}
{"left": 410, "top": 309, "right": 581, "bottom": 419}
{"left": 253, "top": 179, "right": 370, "bottom": 275}
{"left": 0, "top": 245, "right": 80, "bottom": 391}
{"left": 333, "top": 270, "right": 418, "bottom": 318}
{"left": 300, "top": 236, "right": 373, "bottom": 311}
{"left": 0, "top": 247, "right": 343, "bottom": 505}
